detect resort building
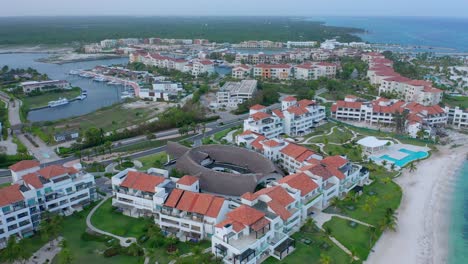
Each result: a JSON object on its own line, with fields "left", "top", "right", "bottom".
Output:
{"left": 242, "top": 96, "right": 326, "bottom": 138}
{"left": 1, "top": 162, "right": 97, "bottom": 248}
{"left": 231, "top": 65, "right": 252, "bottom": 79}
{"left": 187, "top": 59, "right": 215, "bottom": 77}
{"left": 21, "top": 80, "right": 70, "bottom": 94}
{"left": 445, "top": 106, "right": 468, "bottom": 129}
{"left": 253, "top": 64, "right": 293, "bottom": 80}
{"left": 139, "top": 82, "right": 184, "bottom": 101}
{"left": 216, "top": 80, "right": 257, "bottom": 108}
{"left": 294, "top": 62, "right": 337, "bottom": 80}
{"left": 286, "top": 41, "right": 317, "bottom": 48}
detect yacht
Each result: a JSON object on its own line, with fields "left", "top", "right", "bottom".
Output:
{"left": 79, "top": 73, "right": 92, "bottom": 78}
{"left": 69, "top": 70, "right": 80, "bottom": 75}
{"left": 121, "top": 91, "right": 135, "bottom": 99}
{"left": 76, "top": 94, "right": 87, "bottom": 100}
{"left": 81, "top": 90, "right": 88, "bottom": 96}
{"left": 93, "top": 76, "right": 107, "bottom": 82}
{"left": 48, "top": 98, "right": 69, "bottom": 107}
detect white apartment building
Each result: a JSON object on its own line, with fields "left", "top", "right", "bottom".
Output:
{"left": 1, "top": 162, "right": 97, "bottom": 248}
{"left": 294, "top": 62, "right": 337, "bottom": 80}
{"left": 217, "top": 80, "right": 257, "bottom": 108}
{"left": 139, "top": 82, "right": 183, "bottom": 101}
{"left": 187, "top": 59, "right": 215, "bottom": 77}
{"left": 286, "top": 41, "right": 317, "bottom": 48}
{"left": 445, "top": 106, "right": 468, "bottom": 129}
{"left": 231, "top": 65, "right": 252, "bottom": 79}
{"left": 100, "top": 39, "right": 118, "bottom": 49}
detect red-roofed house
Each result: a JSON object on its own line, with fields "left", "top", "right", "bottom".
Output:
{"left": 253, "top": 64, "right": 292, "bottom": 80}
{"left": 9, "top": 160, "right": 40, "bottom": 182}
{"left": 176, "top": 175, "right": 199, "bottom": 192}
{"left": 279, "top": 143, "right": 322, "bottom": 172}
{"left": 232, "top": 64, "right": 252, "bottom": 79}
{"left": 160, "top": 189, "right": 228, "bottom": 239}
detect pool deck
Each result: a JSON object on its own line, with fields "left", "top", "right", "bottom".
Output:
{"left": 370, "top": 144, "right": 430, "bottom": 168}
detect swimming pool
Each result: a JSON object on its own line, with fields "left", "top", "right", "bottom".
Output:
{"left": 379, "top": 148, "right": 429, "bottom": 167}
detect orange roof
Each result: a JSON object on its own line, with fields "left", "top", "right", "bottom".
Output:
{"left": 256, "top": 63, "right": 292, "bottom": 69}
{"left": 267, "top": 200, "right": 292, "bottom": 221}
{"left": 301, "top": 163, "right": 346, "bottom": 180}
{"left": 177, "top": 175, "right": 198, "bottom": 186}
{"left": 278, "top": 173, "right": 319, "bottom": 197}
{"left": 9, "top": 160, "right": 39, "bottom": 172}
{"left": 215, "top": 219, "right": 246, "bottom": 232}
{"left": 287, "top": 106, "right": 308, "bottom": 116}
{"left": 250, "top": 104, "right": 266, "bottom": 110}
{"left": 262, "top": 139, "right": 280, "bottom": 148}
{"left": 23, "top": 173, "right": 44, "bottom": 189}
{"left": 251, "top": 112, "right": 271, "bottom": 121}
{"left": 121, "top": 171, "right": 166, "bottom": 193}
{"left": 255, "top": 186, "right": 295, "bottom": 207}
{"left": 37, "top": 165, "right": 70, "bottom": 179}
{"left": 0, "top": 184, "right": 24, "bottom": 207}
{"left": 297, "top": 99, "right": 315, "bottom": 108}
{"left": 321, "top": 156, "right": 348, "bottom": 168}
{"left": 283, "top": 96, "right": 297, "bottom": 102}
{"left": 272, "top": 109, "right": 285, "bottom": 119}
{"left": 225, "top": 205, "right": 265, "bottom": 226}
{"left": 165, "top": 189, "right": 225, "bottom": 218}
{"left": 251, "top": 135, "right": 266, "bottom": 151}
{"left": 241, "top": 192, "right": 257, "bottom": 201}
{"left": 280, "top": 143, "right": 314, "bottom": 162}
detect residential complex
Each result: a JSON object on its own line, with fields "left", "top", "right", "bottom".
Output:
{"left": 294, "top": 62, "right": 337, "bottom": 80}
{"left": 20, "top": 80, "right": 71, "bottom": 94}
{"left": 233, "top": 40, "right": 284, "bottom": 49}
{"left": 231, "top": 65, "right": 252, "bottom": 79}
{"left": 363, "top": 52, "right": 443, "bottom": 106}
{"left": 243, "top": 96, "right": 326, "bottom": 138}
{"left": 216, "top": 80, "right": 257, "bottom": 108}
{"left": 445, "top": 106, "right": 468, "bottom": 129}
{"left": 330, "top": 96, "right": 448, "bottom": 137}
{"left": 139, "top": 82, "right": 184, "bottom": 101}
{"left": 1, "top": 161, "right": 97, "bottom": 248}
{"left": 253, "top": 64, "right": 293, "bottom": 80}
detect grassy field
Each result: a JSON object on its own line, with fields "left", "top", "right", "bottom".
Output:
{"left": 21, "top": 88, "right": 81, "bottom": 109}
{"left": 33, "top": 102, "right": 159, "bottom": 140}
{"left": 323, "top": 217, "right": 375, "bottom": 260}
{"left": 113, "top": 135, "right": 191, "bottom": 153}
{"left": 322, "top": 144, "right": 363, "bottom": 162}
{"left": 137, "top": 152, "right": 168, "bottom": 171}
{"left": 308, "top": 126, "right": 354, "bottom": 144}
{"left": 91, "top": 199, "right": 149, "bottom": 238}
{"left": 263, "top": 223, "right": 354, "bottom": 264}
{"left": 442, "top": 95, "right": 468, "bottom": 109}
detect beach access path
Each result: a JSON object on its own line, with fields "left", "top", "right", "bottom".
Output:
{"left": 366, "top": 135, "right": 467, "bottom": 264}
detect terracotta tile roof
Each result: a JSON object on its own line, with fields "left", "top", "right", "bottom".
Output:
{"left": 239, "top": 130, "right": 258, "bottom": 136}
{"left": 267, "top": 200, "right": 292, "bottom": 221}
{"left": 262, "top": 140, "right": 280, "bottom": 148}
{"left": 283, "top": 96, "right": 297, "bottom": 102}
{"left": 177, "top": 175, "right": 198, "bottom": 186}
{"left": 165, "top": 189, "right": 225, "bottom": 218}
{"left": 241, "top": 192, "right": 257, "bottom": 201}
{"left": 287, "top": 106, "right": 308, "bottom": 116}
{"left": 272, "top": 109, "right": 285, "bottom": 119}
{"left": 255, "top": 186, "right": 295, "bottom": 207}
{"left": 302, "top": 163, "right": 346, "bottom": 180}
{"left": 215, "top": 219, "right": 246, "bottom": 232}
{"left": 280, "top": 143, "right": 315, "bottom": 162}
{"left": 331, "top": 101, "right": 363, "bottom": 112}
{"left": 121, "top": 171, "right": 166, "bottom": 193}
{"left": 383, "top": 76, "right": 411, "bottom": 83}
{"left": 251, "top": 112, "right": 272, "bottom": 121}
{"left": 0, "top": 184, "right": 24, "bottom": 207}
{"left": 164, "top": 188, "right": 184, "bottom": 207}
{"left": 316, "top": 62, "right": 336, "bottom": 67}
{"left": 225, "top": 205, "right": 265, "bottom": 226}
{"left": 9, "top": 160, "right": 39, "bottom": 172}
{"left": 297, "top": 99, "right": 315, "bottom": 108}
{"left": 321, "top": 156, "right": 348, "bottom": 168}
{"left": 256, "top": 63, "right": 292, "bottom": 69}
{"left": 278, "top": 173, "right": 319, "bottom": 197}
{"left": 423, "top": 86, "right": 442, "bottom": 93}
{"left": 37, "top": 165, "right": 70, "bottom": 179}
{"left": 250, "top": 104, "right": 266, "bottom": 111}
{"left": 251, "top": 135, "right": 266, "bottom": 151}
{"left": 23, "top": 173, "right": 44, "bottom": 189}
{"left": 405, "top": 80, "right": 432, "bottom": 87}
{"left": 250, "top": 217, "right": 271, "bottom": 231}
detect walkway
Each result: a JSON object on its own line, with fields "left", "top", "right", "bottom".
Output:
{"left": 86, "top": 196, "right": 137, "bottom": 247}
{"left": 167, "top": 247, "right": 212, "bottom": 264}
{"left": 27, "top": 237, "right": 63, "bottom": 264}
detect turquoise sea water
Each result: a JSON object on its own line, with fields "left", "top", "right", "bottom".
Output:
{"left": 379, "top": 148, "right": 428, "bottom": 167}
{"left": 314, "top": 16, "right": 468, "bottom": 52}
{"left": 449, "top": 161, "right": 468, "bottom": 264}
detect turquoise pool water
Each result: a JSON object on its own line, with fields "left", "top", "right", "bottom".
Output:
{"left": 379, "top": 148, "right": 429, "bottom": 167}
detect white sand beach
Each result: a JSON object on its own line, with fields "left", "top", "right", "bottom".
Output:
{"left": 366, "top": 134, "right": 468, "bottom": 264}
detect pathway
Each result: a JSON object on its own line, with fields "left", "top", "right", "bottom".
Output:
{"left": 167, "top": 247, "right": 212, "bottom": 264}
{"left": 26, "top": 237, "right": 63, "bottom": 264}
{"left": 86, "top": 196, "right": 137, "bottom": 247}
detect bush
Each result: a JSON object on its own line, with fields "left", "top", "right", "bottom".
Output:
{"left": 103, "top": 247, "right": 120, "bottom": 258}
{"left": 80, "top": 232, "right": 108, "bottom": 242}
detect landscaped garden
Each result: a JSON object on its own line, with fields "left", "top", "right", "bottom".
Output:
{"left": 137, "top": 152, "right": 169, "bottom": 171}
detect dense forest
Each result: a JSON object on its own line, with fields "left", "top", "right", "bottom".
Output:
{"left": 0, "top": 16, "right": 363, "bottom": 45}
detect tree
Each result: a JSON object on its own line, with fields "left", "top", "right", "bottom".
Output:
{"left": 3, "top": 236, "right": 21, "bottom": 263}
{"left": 319, "top": 253, "right": 332, "bottom": 264}
{"left": 104, "top": 141, "right": 113, "bottom": 154}
{"left": 390, "top": 163, "right": 396, "bottom": 171}
{"left": 408, "top": 162, "right": 417, "bottom": 172}
{"left": 84, "top": 127, "right": 105, "bottom": 147}
{"left": 40, "top": 212, "right": 63, "bottom": 245}
{"left": 330, "top": 197, "right": 341, "bottom": 210}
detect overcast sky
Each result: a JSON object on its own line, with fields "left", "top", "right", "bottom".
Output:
{"left": 1, "top": 0, "right": 467, "bottom": 17}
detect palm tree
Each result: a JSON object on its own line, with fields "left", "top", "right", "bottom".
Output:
{"left": 330, "top": 197, "right": 341, "bottom": 211}
{"left": 3, "top": 236, "right": 21, "bottom": 263}
{"left": 76, "top": 150, "right": 82, "bottom": 162}
{"left": 382, "top": 160, "right": 387, "bottom": 166}
{"left": 362, "top": 200, "right": 373, "bottom": 217}
{"left": 319, "top": 253, "right": 332, "bottom": 264}
{"left": 390, "top": 163, "right": 396, "bottom": 171}
{"left": 408, "top": 162, "right": 417, "bottom": 172}
{"left": 104, "top": 141, "right": 113, "bottom": 154}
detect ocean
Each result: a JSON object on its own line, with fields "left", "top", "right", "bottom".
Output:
{"left": 449, "top": 160, "right": 468, "bottom": 264}
{"left": 314, "top": 16, "right": 468, "bottom": 53}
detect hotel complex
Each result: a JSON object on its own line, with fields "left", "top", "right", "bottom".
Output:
{"left": 1, "top": 161, "right": 97, "bottom": 248}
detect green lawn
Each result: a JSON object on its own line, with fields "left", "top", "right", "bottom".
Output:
{"left": 21, "top": 88, "right": 81, "bottom": 109}
{"left": 263, "top": 223, "right": 354, "bottom": 264}
{"left": 91, "top": 199, "right": 150, "bottom": 238}
{"left": 0, "top": 231, "right": 50, "bottom": 262}
{"left": 308, "top": 126, "right": 354, "bottom": 144}
{"left": 442, "top": 95, "right": 468, "bottom": 109}
{"left": 113, "top": 135, "right": 191, "bottom": 153}
{"left": 323, "top": 217, "right": 375, "bottom": 260}
{"left": 137, "top": 152, "right": 168, "bottom": 171}
{"left": 300, "top": 122, "right": 336, "bottom": 139}
{"left": 323, "top": 144, "right": 363, "bottom": 162}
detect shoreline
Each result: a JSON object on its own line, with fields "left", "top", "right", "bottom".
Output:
{"left": 366, "top": 136, "right": 467, "bottom": 264}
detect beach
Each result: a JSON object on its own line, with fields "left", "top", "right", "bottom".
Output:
{"left": 367, "top": 134, "right": 468, "bottom": 264}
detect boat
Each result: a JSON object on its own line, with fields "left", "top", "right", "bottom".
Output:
{"left": 79, "top": 73, "right": 92, "bottom": 78}
{"left": 121, "top": 91, "right": 134, "bottom": 99}
{"left": 81, "top": 90, "right": 88, "bottom": 96}
{"left": 69, "top": 70, "right": 80, "bottom": 75}
{"left": 93, "top": 76, "right": 107, "bottom": 82}
{"left": 76, "top": 94, "right": 87, "bottom": 100}
{"left": 108, "top": 81, "right": 122, "bottom": 85}
{"left": 48, "top": 98, "right": 69, "bottom": 107}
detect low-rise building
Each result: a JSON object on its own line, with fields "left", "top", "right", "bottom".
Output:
{"left": 445, "top": 106, "right": 468, "bottom": 130}
{"left": 231, "top": 65, "right": 252, "bottom": 79}
{"left": 294, "top": 62, "right": 337, "bottom": 80}
{"left": 139, "top": 82, "right": 183, "bottom": 101}
{"left": 253, "top": 64, "right": 292, "bottom": 80}
{"left": 217, "top": 80, "right": 257, "bottom": 108}
{"left": 21, "top": 80, "right": 70, "bottom": 94}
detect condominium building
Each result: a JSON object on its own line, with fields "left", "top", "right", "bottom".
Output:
{"left": 294, "top": 62, "right": 337, "bottom": 80}
{"left": 445, "top": 106, "right": 468, "bottom": 129}
{"left": 253, "top": 64, "right": 292, "bottom": 80}
{"left": 286, "top": 41, "right": 317, "bottom": 48}
{"left": 231, "top": 65, "right": 252, "bottom": 79}
{"left": 217, "top": 80, "right": 257, "bottom": 108}
{"left": 1, "top": 162, "right": 97, "bottom": 248}
{"left": 100, "top": 39, "right": 118, "bottom": 49}
{"left": 186, "top": 59, "right": 215, "bottom": 77}
{"left": 139, "top": 82, "right": 184, "bottom": 101}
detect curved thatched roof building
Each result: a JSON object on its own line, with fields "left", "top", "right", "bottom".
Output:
{"left": 167, "top": 142, "right": 284, "bottom": 196}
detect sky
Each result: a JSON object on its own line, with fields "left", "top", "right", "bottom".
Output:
{"left": 1, "top": 0, "right": 468, "bottom": 18}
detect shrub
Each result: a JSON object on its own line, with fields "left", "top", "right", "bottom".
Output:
{"left": 103, "top": 247, "right": 120, "bottom": 258}
{"left": 80, "top": 232, "right": 108, "bottom": 242}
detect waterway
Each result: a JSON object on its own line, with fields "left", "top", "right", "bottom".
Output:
{"left": 0, "top": 53, "right": 129, "bottom": 122}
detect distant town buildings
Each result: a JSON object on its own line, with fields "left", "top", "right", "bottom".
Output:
{"left": 216, "top": 80, "right": 257, "bottom": 108}
{"left": 286, "top": 41, "right": 317, "bottom": 48}
{"left": 20, "top": 80, "right": 71, "bottom": 94}
{"left": 253, "top": 64, "right": 293, "bottom": 80}
{"left": 233, "top": 40, "right": 284, "bottom": 49}
{"left": 139, "top": 82, "right": 184, "bottom": 101}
